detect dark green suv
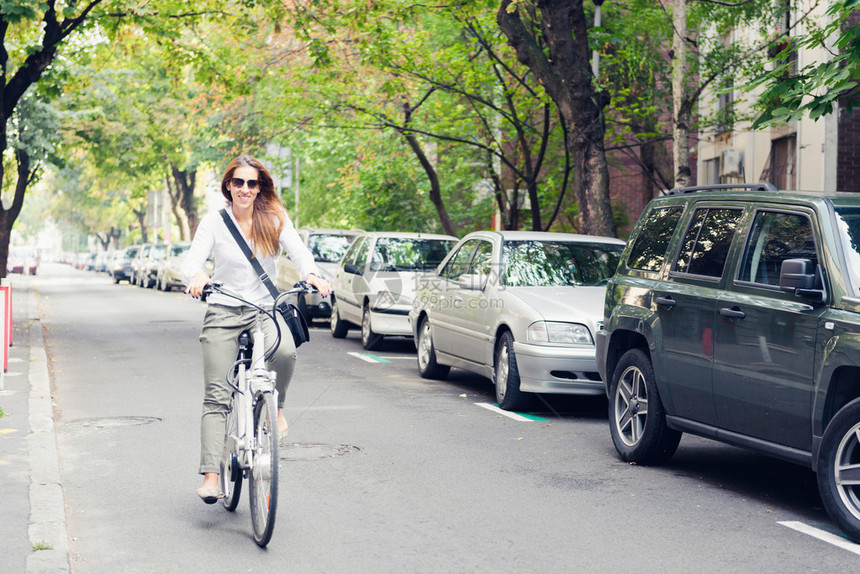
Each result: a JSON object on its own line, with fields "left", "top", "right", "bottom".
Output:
{"left": 596, "top": 183, "right": 860, "bottom": 542}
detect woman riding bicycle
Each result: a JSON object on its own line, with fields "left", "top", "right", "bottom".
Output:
{"left": 183, "top": 154, "right": 331, "bottom": 503}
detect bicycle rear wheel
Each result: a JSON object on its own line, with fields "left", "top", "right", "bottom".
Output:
{"left": 249, "top": 391, "right": 279, "bottom": 547}
{"left": 220, "top": 397, "right": 242, "bottom": 511}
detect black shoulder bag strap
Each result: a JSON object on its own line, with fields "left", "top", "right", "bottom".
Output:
{"left": 219, "top": 208, "right": 280, "bottom": 300}
{"left": 218, "top": 208, "right": 310, "bottom": 346}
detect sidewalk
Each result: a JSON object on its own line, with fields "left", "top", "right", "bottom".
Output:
{"left": 0, "top": 276, "right": 69, "bottom": 573}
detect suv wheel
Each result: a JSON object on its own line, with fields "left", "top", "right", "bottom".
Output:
{"left": 817, "top": 398, "right": 860, "bottom": 543}
{"left": 416, "top": 317, "right": 449, "bottom": 380}
{"left": 495, "top": 331, "right": 531, "bottom": 411}
{"left": 609, "top": 348, "right": 681, "bottom": 464}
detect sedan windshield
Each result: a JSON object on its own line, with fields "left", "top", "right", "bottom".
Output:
{"left": 308, "top": 234, "right": 352, "bottom": 263}
{"left": 370, "top": 238, "right": 455, "bottom": 272}
{"left": 502, "top": 240, "right": 623, "bottom": 287}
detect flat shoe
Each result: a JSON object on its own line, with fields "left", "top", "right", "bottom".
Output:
{"left": 197, "top": 487, "right": 219, "bottom": 505}
{"left": 278, "top": 427, "right": 289, "bottom": 447}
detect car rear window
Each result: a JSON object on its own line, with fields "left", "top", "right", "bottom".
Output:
{"left": 308, "top": 234, "right": 351, "bottom": 263}
{"left": 626, "top": 207, "right": 683, "bottom": 271}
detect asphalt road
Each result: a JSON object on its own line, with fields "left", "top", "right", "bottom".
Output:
{"left": 32, "top": 262, "right": 860, "bottom": 572}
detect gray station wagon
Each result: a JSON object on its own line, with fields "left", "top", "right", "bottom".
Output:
{"left": 596, "top": 183, "right": 860, "bottom": 542}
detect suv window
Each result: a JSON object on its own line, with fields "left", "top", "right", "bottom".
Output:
{"left": 674, "top": 207, "right": 743, "bottom": 278}
{"left": 738, "top": 211, "right": 819, "bottom": 286}
{"left": 627, "top": 207, "right": 683, "bottom": 271}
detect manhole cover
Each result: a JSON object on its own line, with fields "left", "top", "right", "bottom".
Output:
{"left": 280, "top": 443, "right": 361, "bottom": 461}
{"left": 65, "top": 416, "right": 162, "bottom": 430}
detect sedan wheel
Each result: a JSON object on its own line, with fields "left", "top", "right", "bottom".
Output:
{"left": 361, "top": 304, "right": 383, "bottom": 351}
{"left": 416, "top": 317, "right": 449, "bottom": 380}
{"left": 330, "top": 298, "right": 349, "bottom": 338}
{"left": 494, "top": 331, "right": 530, "bottom": 411}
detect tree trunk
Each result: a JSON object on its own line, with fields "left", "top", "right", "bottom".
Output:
{"left": 171, "top": 165, "right": 198, "bottom": 237}
{"left": 400, "top": 102, "right": 457, "bottom": 236}
{"left": 672, "top": 0, "right": 692, "bottom": 188}
{"left": 0, "top": 149, "right": 33, "bottom": 279}
{"left": 134, "top": 208, "right": 148, "bottom": 244}
{"left": 165, "top": 171, "right": 190, "bottom": 241}
{"left": 497, "top": 0, "right": 616, "bottom": 237}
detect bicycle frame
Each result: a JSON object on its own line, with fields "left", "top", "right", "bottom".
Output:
{"left": 226, "top": 324, "right": 278, "bottom": 472}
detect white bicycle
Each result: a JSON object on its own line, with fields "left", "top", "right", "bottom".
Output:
{"left": 204, "top": 281, "right": 315, "bottom": 547}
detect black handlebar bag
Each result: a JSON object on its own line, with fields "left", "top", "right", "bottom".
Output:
{"left": 278, "top": 300, "right": 310, "bottom": 348}
{"left": 220, "top": 209, "right": 311, "bottom": 348}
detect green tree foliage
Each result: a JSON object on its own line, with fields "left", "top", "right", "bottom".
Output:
{"left": 278, "top": 1, "right": 573, "bottom": 234}
{"left": 748, "top": 0, "right": 860, "bottom": 129}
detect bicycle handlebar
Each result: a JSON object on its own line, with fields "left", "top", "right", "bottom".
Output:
{"left": 202, "top": 280, "right": 319, "bottom": 300}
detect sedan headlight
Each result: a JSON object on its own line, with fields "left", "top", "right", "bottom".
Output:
{"left": 527, "top": 321, "right": 593, "bottom": 345}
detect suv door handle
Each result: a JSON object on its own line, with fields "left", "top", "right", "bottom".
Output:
{"left": 655, "top": 296, "right": 676, "bottom": 308}
{"left": 720, "top": 307, "right": 746, "bottom": 319}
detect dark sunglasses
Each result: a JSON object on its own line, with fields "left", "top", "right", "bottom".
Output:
{"left": 229, "top": 177, "right": 260, "bottom": 190}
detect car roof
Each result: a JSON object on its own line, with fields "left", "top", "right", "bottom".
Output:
{"left": 300, "top": 227, "right": 364, "bottom": 235}
{"left": 656, "top": 186, "right": 860, "bottom": 204}
{"left": 462, "top": 229, "right": 625, "bottom": 245}
{"left": 357, "top": 231, "right": 458, "bottom": 240}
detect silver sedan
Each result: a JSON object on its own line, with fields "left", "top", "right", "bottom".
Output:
{"left": 409, "top": 230, "right": 625, "bottom": 411}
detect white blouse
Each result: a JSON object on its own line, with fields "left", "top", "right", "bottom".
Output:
{"left": 182, "top": 207, "right": 319, "bottom": 307}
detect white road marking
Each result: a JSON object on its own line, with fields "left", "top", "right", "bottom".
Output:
{"left": 348, "top": 352, "right": 381, "bottom": 363}
{"left": 475, "top": 402, "right": 534, "bottom": 422}
{"left": 779, "top": 521, "right": 860, "bottom": 555}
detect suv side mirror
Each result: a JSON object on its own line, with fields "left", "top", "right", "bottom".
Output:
{"left": 344, "top": 262, "right": 363, "bottom": 276}
{"left": 779, "top": 259, "right": 814, "bottom": 290}
{"left": 779, "top": 258, "right": 826, "bottom": 303}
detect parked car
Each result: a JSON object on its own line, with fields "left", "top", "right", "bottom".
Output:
{"left": 8, "top": 245, "right": 39, "bottom": 275}
{"left": 112, "top": 246, "right": 139, "bottom": 283}
{"left": 275, "top": 228, "right": 363, "bottom": 323}
{"left": 330, "top": 231, "right": 457, "bottom": 350}
{"left": 409, "top": 230, "right": 624, "bottom": 410}
{"left": 156, "top": 242, "right": 191, "bottom": 291}
{"left": 596, "top": 182, "right": 860, "bottom": 543}
{"left": 131, "top": 243, "right": 152, "bottom": 285}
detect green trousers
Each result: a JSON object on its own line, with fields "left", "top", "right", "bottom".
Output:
{"left": 198, "top": 303, "right": 297, "bottom": 474}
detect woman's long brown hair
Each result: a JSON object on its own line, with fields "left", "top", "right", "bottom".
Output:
{"left": 220, "top": 155, "right": 284, "bottom": 257}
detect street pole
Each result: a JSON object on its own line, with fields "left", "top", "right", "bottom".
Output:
{"left": 592, "top": 0, "right": 604, "bottom": 78}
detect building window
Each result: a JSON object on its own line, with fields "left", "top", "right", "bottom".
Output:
{"left": 771, "top": 136, "right": 796, "bottom": 190}
{"left": 716, "top": 79, "right": 734, "bottom": 134}
{"left": 703, "top": 157, "right": 720, "bottom": 185}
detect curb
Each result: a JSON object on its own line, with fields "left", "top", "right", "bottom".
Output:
{"left": 26, "top": 284, "right": 70, "bottom": 573}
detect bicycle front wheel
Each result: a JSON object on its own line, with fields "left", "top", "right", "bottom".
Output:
{"left": 249, "top": 392, "right": 279, "bottom": 547}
